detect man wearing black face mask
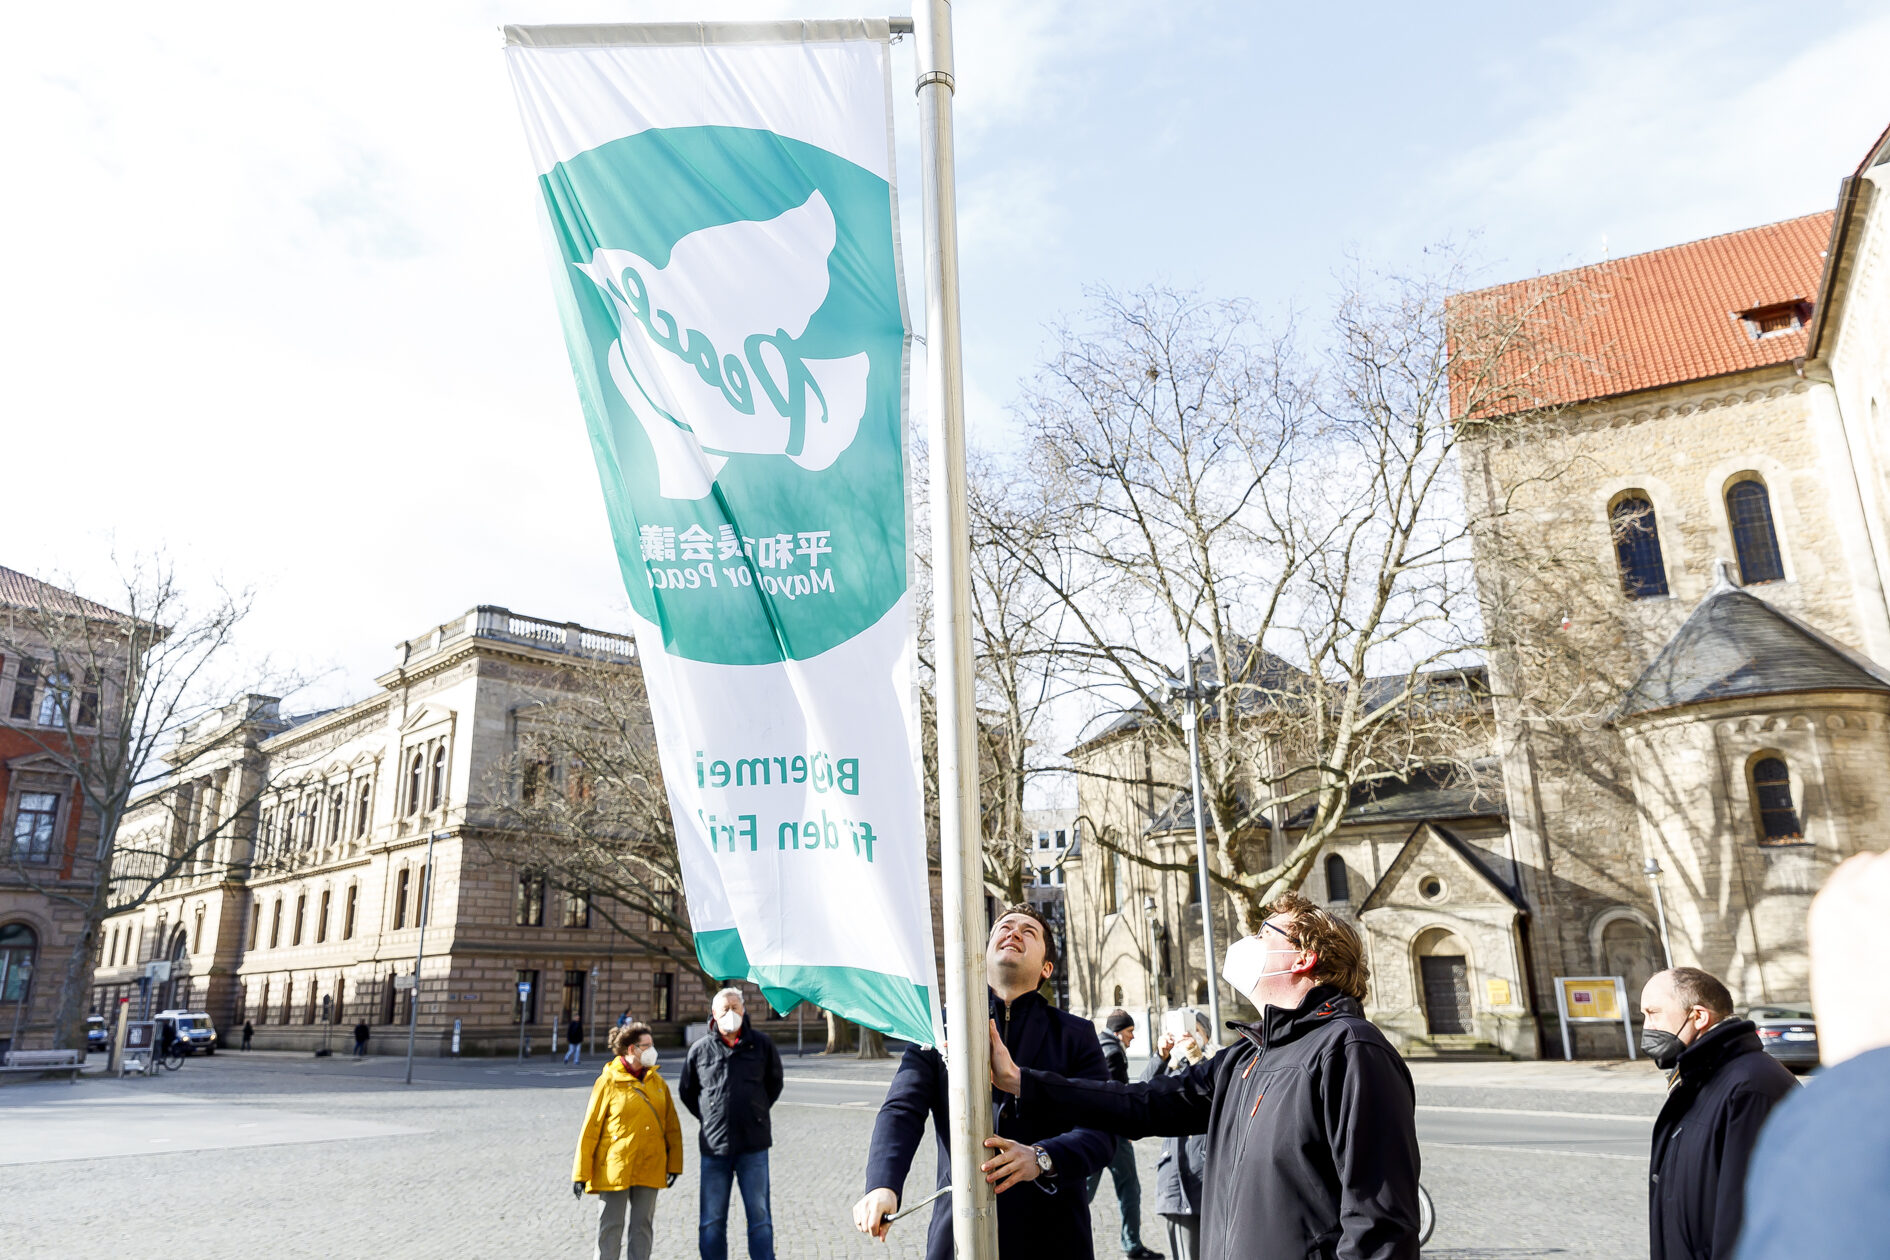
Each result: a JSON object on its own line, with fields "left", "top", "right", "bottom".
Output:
{"left": 1642, "top": 967, "right": 1796, "bottom": 1260}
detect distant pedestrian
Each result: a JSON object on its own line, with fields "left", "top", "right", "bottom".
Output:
{"left": 352, "top": 1021, "right": 370, "bottom": 1058}
{"left": 680, "top": 987, "right": 783, "bottom": 1260}
{"left": 988, "top": 892, "right": 1423, "bottom": 1260}
{"left": 1088, "top": 1009, "right": 1160, "bottom": 1259}
{"left": 566, "top": 1017, "right": 586, "bottom": 1066}
{"left": 618, "top": 1009, "right": 632, "bottom": 1030}
{"left": 1735, "top": 851, "right": 1890, "bottom": 1259}
{"left": 1145, "top": 1010, "right": 1215, "bottom": 1260}
{"left": 574, "top": 1021, "right": 683, "bottom": 1260}
{"left": 241, "top": 1019, "right": 254, "bottom": 1051}
{"left": 1640, "top": 966, "right": 1795, "bottom": 1260}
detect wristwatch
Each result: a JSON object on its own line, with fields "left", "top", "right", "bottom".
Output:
{"left": 1032, "top": 1145, "right": 1054, "bottom": 1176}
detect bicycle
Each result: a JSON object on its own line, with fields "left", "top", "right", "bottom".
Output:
{"left": 1417, "top": 1182, "right": 1436, "bottom": 1248}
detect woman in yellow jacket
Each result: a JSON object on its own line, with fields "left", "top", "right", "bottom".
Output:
{"left": 573, "top": 1022, "right": 685, "bottom": 1260}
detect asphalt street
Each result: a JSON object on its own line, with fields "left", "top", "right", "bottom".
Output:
{"left": 3, "top": 1049, "right": 1655, "bottom": 1258}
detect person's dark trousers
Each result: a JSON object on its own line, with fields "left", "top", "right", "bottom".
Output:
{"left": 1086, "top": 1136, "right": 1145, "bottom": 1253}
{"left": 699, "top": 1148, "right": 773, "bottom": 1260}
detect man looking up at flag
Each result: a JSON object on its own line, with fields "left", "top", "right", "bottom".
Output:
{"left": 852, "top": 905, "right": 1116, "bottom": 1260}
{"left": 987, "top": 893, "right": 1423, "bottom": 1260}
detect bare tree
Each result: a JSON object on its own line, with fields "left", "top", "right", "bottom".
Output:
{"left": 1, "top": 557, "right": 296, "bottom": 1047}
{"left": 991, "top": 268, "right": 1589, "bottom": 931}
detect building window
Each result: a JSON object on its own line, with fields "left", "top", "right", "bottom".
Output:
{"left": 8, "top": 660, "right": 38, "bottom": 721}
{"left": 1037, "top": 830, "right": 1049, "bottom": 849}
{"left": 516, "top": 872, "right": 546, "bottom": 927}
{"left": 563, "top": 889, "right": 591, "bottom": 929}
{"left": 317, "top": 889, "right": 331, "bottom": 944}
{"left": 1102, "top": 848, "right": 1120, "bottom": 915}
{"left": 513, "top": 969, "right": 540, "bottom": 1024}
{"left": 407, "top": 753, "right": 423, "bottom": 816}
{"left": 355, "top": 780, "right": 372, "bottom": 837}
{"left": 343, "top": 884, "right": 358, "bottom": 940}
{"left": 1038, "top": 866, "right": 1051, "bottom": 887}
{"left": 328, "top": 790, "right": 344, "bottom": 844}
{"left": 35, "top": 672, "right": 71, "bottom": 727}
{"left": 12, "top": 791, "right": 59, "bottom": 863}
{"left": 429, "top": 746, "right": 446, "bottom": 811}
{"left": 1325, "top": 853, "right": 1350, "bottom": 904}
{"left": 1726, "top": 478, "right": 1785, "bottom": 585}
{"left": 269, "top": 899, "right": 283, "bottom": 949}
{"left": 1751, "top": 756, "right": 1804, "bottom": 843}
{"left": 292, "top": 893, "right": 307, "bottom": 946}
{"left": 393, "top": 868, "right": 411, "bottom": 930}
{"left": 1055, "top": 829, "right": 1066, "bottom": 847}
{"left": 193, "top": 906, "right": 205, "bottom": 953}
{"left": 249, "top": 899, "right": 261, "bottom": 950}
{"left": 1610, "top": 495, "right": 1670, "bottom": 598}
{"left": 652, "top": 972, "right": 674, "bottom": 1023}
{"left": 76, "top": 673, "right": 99, "bottom": 728}
{"left": 0, "top": 923, "right": 36, "bottom": 1003}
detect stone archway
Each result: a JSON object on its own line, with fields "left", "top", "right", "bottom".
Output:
{"left": 1593, "top": 909, "right": 1663, "bottom": 1018}
{"left": 1413, "top": 927, "right": 1474, "bottom": 1036}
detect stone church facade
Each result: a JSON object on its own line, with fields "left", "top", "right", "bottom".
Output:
{"left": 1064, "top": 120, "right": 1890, "bottom": 1057}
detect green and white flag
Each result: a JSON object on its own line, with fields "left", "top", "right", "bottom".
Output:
{"left": 505, "top": 21, "right": 936, "bottom": 1044}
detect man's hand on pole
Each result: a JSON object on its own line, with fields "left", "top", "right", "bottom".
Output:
{"left": 987, "top": 1019, "right": 1021, "bottom": 1096}
{"left": 979, "top": 1135, "right": 1042, "bottom": 1193}
{"left": 853, "top": 1188, "right": 899, "bottom": 1240}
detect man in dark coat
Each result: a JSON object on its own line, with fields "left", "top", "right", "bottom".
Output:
{"left": 853, "top": 904, "right": 1116, "bottom": 1260}
{"left": 680, "top": 988, "right": 784, "bottom": 1260}
{"left": 989, "top": 893, "right": 1422, "bottom": 1260}
{"left": 1089, "top": 1009, "right": 1160, "bottom": 1258}
{"left": 1640, "top": 966, "right": 1796, "bottom": 1260}
{"left": 351, "top": 1021, "right": 369, "bottom": 1057}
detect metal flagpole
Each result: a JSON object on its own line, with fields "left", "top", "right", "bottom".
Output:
{"left": 404, "top": 829, "right": 445, "bottom": 1085}
{"left": 1183, "top": 653, "right": 1223, "bottom": 1041}
{"left": 911, "top": 4, "right": 997, "bottom": 1257}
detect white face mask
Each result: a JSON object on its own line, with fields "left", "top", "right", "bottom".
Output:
{"left": 716, "top": 1009, "right": 743, "bottom": 1035}
{"left": 639, "top": 1047, "right": 660, "bottom": 1069}
{"left": 1220, "top": 933, "right": 1303, "bottom": 1003}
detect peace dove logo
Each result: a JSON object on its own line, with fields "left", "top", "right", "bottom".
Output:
{"left": 576, "top": 192, "right": 870, "bottom": 500}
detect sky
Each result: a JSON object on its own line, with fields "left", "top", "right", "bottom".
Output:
{"left": 7, "top": 0, "right": 1890, "bottom": 713}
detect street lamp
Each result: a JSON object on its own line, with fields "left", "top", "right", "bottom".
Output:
{"left": 1163, "top": 651, "right": 1223, "bottom": 1043}
{"left": 1643, "top": 858, "right": 1674, "bottom": 969}
{"left": 404, "top": 828, "right": 450, "bottom": 1085}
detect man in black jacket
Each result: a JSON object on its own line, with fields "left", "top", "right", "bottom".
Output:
{"left": 853, "top": 904, "right": 1117, "bottom": 1260}
{"left": 1090, "top": 1009, "right": 1160, "bottom": 1259}
{"left": 989, "top": 893, "right": 1421, "bottom": 1260}
{"left": 680, "top": 987, "right": 785, "bottom": 1260}
{"left": 1640, "top": 966, "right": 1795, "bottom": 1260}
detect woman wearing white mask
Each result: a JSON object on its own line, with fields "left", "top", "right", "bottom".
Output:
{"left": 573, "top": 1021, "right": 684, "bottom": 1260}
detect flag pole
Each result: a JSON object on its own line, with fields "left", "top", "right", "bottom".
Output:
{"left": 911, "top": 4, "right": 997, "bottom": 1258}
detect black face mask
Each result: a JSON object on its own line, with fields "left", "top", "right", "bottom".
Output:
{"left": 1641, "top": 1027, "right": 1686, "bottom": 1069}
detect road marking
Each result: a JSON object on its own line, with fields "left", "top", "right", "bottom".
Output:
{"left": 1417, "top": 1104, "right": 1651, "bottom": 1123}
{"left": 1425, "top": 1141, "right": 1644, "bottom": 1162}
{"left": 776, "top": 1100, "right": 878, "bottom": 1111}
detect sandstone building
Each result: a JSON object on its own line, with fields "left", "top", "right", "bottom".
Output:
{"left": 1063, "top": 121, "right": 1890, "bottom": 1057}
{"left": 92, "top": 606, "right": 720, "bottom": 1054}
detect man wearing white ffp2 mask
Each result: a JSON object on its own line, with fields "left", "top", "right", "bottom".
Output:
{"left": 988, "top": 893, "right": 1423, "bottom": 1260}
{"left": 680, "top": 987, "right": 784, "bottom": 1260}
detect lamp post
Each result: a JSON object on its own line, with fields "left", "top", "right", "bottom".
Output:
{"left": 1643, "top": 858, "right": 1674, "bottom": 969}
{"left": 404, "top": 828, "right": 449, "bottom": 1085}
{"left": 1165, "top": 652, "right": 1224, "bottom": 1042}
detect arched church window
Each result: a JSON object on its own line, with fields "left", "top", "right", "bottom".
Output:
{"left": 406, "top": 753, "right": 423, "bottom": 817}
{"left": 1726, "top": 478, "right": 1784, "bottom": 585}
{"left": 1610, "top": 494, "right": 1669, "bottom": 598}
{"left": 1324, "top": 853, "right": 1350, "bottom": 904}
{"left": 429, "top": 745, "right": 447, "bottom": 811}
{"left": 1751, "top": 756, "right": 1803, "bottom": 843}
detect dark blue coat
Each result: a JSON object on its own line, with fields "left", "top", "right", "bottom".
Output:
{"left": 862, "top": 988, "right": 1116, "bottom": 1260}
{"left": 1734, "top": 1044, "right": 1890, "bottom": 1260}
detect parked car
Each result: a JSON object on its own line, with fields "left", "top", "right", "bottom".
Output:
{"left": 85, "top": 1014, "right": 109, "bottom": 1053}
{"left": 1745, "top": 1004, "right": 1818, "bottom": 1071}
{"left": 154, "top": 1010, "right": 218, "bottom": 1055}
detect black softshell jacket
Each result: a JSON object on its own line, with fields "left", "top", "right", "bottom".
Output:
{"left": 1648, "top": 1018, "right": 1796, "bottom": 1260}
{"left": 1019, "top": 985, "right": 1422, "bottom": 1260}
{"left": 678, "top": 1017, "right": 784, "bottom": 1156}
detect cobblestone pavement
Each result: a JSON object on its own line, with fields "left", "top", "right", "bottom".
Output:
{"left": 7, "top": 1051, "right": 1649, "bottom": 1259}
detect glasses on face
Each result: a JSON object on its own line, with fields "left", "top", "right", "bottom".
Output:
{"left": 1261, "top": 920, "right": 1299, "bottom": 948}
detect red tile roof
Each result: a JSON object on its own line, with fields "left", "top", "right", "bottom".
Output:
{"left": 0, "top": 564, "right": 129, "bottom": 622}
{"left": 1451, "top": 212, "right": 1834, "bottom": 415}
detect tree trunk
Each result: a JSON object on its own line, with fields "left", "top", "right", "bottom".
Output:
{"left": 822, "top": 1010, "right": 855, "bottom": 1054}
{"left": 48, "top": 875, "right": 110, "bottom": 1050}
{"left": 856, "top": 1027, "right": 887, "bottom": 1060}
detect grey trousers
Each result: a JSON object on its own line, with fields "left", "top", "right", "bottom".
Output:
{"left": 595, "top": 1186, "right": 660, "bottom": 1260}
{"left": 1164, "top": 1215, "right": 1200, "bottom": 1260}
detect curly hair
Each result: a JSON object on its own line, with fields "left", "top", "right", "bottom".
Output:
{"left": 1267, "top": 891, "right": 1370, "bottom": 1002}
{"left": 610, "top": 1022, "right": 654, "bottom": 1057}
